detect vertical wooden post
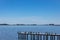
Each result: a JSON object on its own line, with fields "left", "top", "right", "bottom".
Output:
{"left": 30, "top": 32, "right": 33, "bottom": 40}
{"left": 27, "top": 34, "right": 28, "bottom": 40}
{"left": 36, "top": 34, "right": 39, "bottom": 40}
{"left": 50, "top": 35, "right": 54, "bottom": 40}
{"left": 46, "top": 35, "right": 48, "bottom": 40}
{"left": 33, "top": 34, "right": 35, "bottom": 40}
{"left": 43, "top": 35, "right": 48, "bottom": 40}
{"left": 53, "top": 35, "right": 55, "bottom": 40}
{"left": 43, "top": 35, "right": 46, "bottom": 40}
{"left": 40, "top": 35, "right": 42, "bottom": 40}
{"left": 35, "top": 34, "right": 39, "bottom": 40}
{"left": 57, "top": 36, "right": 60, "bottom": 40}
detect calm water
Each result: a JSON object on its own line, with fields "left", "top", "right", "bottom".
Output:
{"left": 0, "top": 26, "right": 60, "bottom": 40}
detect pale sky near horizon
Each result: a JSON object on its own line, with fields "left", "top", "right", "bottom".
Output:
{"left": 0, "top": 0, "right": 60, "bottom": 24}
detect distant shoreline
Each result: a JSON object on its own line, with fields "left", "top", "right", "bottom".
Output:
{"left": 0, "top": 24, "right": 60, "bottom": 26}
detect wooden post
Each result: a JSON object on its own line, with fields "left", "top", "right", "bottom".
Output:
{"left": 57, "top": 36, "right": 60, "bottom": 40}
{"left": 50, "top": 35, "right": 54, "bottom": 40}
{"left": 40, "top": 35, "right": 42, "bottom": 40}
{"left": 27, "top": 34, "right": 28, "bottom": 40}
{"left": 43, "top": 35, "right": 46, "bottom": 40}
{"left": 53, "top": 36, "right": 55, "bottom": 40}
{"left": 33, "top": 34, "right": 35, "bottom": 40}
{"left": 36, "top": 34, "right": 39, "bottom": 40}
{"left": 30, "top": 32, "right": 33, "bottom": 40}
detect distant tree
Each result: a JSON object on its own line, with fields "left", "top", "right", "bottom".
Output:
{"left": 0, "top": 23, "right": 9, "bottom": 25}
{"left": 49, "top": 24, "right": 54, "bottom": 26}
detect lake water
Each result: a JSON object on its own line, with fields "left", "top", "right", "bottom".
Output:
{"left": 0, "top": 26, "right": 60, "bottom": 40}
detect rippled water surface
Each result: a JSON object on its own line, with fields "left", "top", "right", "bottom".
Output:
{"left": 0, "top": 26, "right": 60, "bottom": 40}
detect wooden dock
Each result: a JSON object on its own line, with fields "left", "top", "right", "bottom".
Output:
{"left": 18, "top": 32, "right": 60, "bottom": 40}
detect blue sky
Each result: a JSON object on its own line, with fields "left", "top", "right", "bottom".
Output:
{"left": 0, "top": 0, "right": 60, "bottom": 24}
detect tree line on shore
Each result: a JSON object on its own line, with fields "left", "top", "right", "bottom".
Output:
{"left": 0, "top": 23, "right": 60, "bottom": 26}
